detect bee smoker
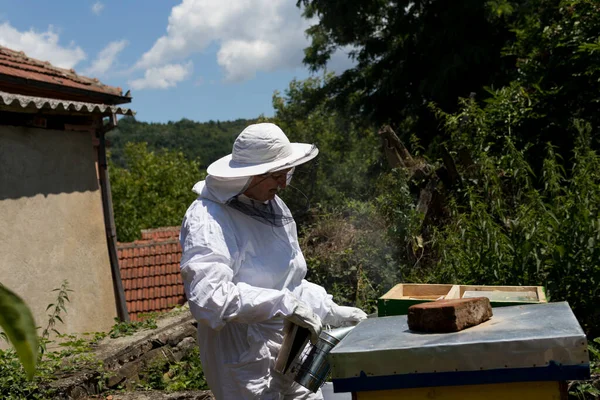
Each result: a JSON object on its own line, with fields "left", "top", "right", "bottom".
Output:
{"left": 292, "top": 325, "right": 356, "bottom": 393}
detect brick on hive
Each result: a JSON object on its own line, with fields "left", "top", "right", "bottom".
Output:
{"left": 407, "top": 297, "right": 493, "bottom": 333}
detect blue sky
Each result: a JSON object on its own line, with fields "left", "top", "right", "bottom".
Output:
{"left": 0, "top": 1, "right": 352, "bottom": 123}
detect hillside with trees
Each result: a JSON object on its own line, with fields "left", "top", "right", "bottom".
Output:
{"left": 107, "top": 117, "right": 254, "bottom": 169}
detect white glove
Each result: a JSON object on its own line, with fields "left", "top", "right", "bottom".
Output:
{"left": 323, "top": 304, "right": 368, "bottom": 328}
{"left": 285, "top": 301, "right": 322, "bottom": 344}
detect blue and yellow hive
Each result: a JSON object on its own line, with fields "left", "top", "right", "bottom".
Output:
{"left": 329, "top": 302, "right": 590, "bottom": 399}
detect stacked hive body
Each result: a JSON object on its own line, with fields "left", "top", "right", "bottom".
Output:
{"left": 378, "top": 283, "right": 547, "bottom": 317}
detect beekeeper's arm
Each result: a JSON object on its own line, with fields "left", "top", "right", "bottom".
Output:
{"left": 294, "top": 279, "right": 367, "bottom": 328}
{"left": 180, "top": 213, "right": 321, "bottom": 342}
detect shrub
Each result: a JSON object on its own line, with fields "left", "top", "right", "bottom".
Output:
{"left": 430, "top": 98, "right": 600, "bottom": 337}
{"left": 300, "top": 200, "right": 399, "bottom": 313}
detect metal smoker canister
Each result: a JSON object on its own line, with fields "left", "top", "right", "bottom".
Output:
{"left": 294, "top": 325, "right": 356, "bottom": 393}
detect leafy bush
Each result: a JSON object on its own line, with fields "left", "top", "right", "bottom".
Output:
{"left": 300, "top": 200, "right": 399, "bottom": 313}
{"left": 138, "top": 347, "right": 208, "bottom": 392}
{"left": 108, "top": 317, "right": 158, "bottom": 339}
{"left": 425, "top": 91, "right": 600, "bottom": 337}
{"left": 110, "top": 142, "right": 204, "bottom": 242}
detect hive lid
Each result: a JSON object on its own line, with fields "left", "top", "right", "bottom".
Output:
{"left": 330, "top": 302, "right": 588, "bottom": 381}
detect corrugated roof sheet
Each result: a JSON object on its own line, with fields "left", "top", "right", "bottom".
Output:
{"left": 0, "top": 46, "right": 129, "bottom": 99}
{"left": 118, "top": 227, "right": 186, "bottom": 321}
{"left": 0, "top": 90, "right": 135, "bottom": 116}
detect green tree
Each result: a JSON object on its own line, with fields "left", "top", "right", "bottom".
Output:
{"left": 297, "top": 0, "right": 600, "bottom": 160}
{"left": 109, "top": 143, "right": 204, "bottom": 242}
{"left": 270, "top": 76, "right": 383, "bottom": 216}
{"left": 296, "top": 0, "right": 518, "bottom": 146}
{"left": 503, "top": 0, "right": 600, "bottom": 159}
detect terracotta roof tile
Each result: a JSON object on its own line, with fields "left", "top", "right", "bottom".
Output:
{"left": 118, "top": 227, "right": 186, "bottom": 321}
{"left": 141, "top": 226, "right": 181, "bottom": 241}
{"left": 0, "top": 46, "right": 131, "bottom": 103}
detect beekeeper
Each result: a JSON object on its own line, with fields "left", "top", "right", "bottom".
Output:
{"left": 179, "top": 123, "right": 367, "bottom": 399}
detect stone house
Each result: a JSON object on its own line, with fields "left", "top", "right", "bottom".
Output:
{"left": 0, "top": 46, "right": 133, "bottom": 337}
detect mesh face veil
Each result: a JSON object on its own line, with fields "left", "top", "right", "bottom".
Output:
{"left": 226, "top": 196, "right": 295, "bottom": 227}
{"left": 225, "top": 166, "right": 314, "bottom": 227}
{"left": 225, "top": 168, "right": 294, "bottom": 227}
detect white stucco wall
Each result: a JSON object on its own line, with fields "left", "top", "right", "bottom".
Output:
{"left": 0, "top": 125, "right": 117, "bottom": 339}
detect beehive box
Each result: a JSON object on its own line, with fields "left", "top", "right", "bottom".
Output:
{"left": 377, "top": 284, "right": 455, "bottom": 317}
{"left": 378, "top": 283, "right": 547, "bottom": 317}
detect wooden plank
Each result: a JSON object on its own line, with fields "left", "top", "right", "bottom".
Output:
{"left": 355, "top": 381, "right": 564, "bottom": 400}
{"left": 537, "top": 287, "right": 548, "bottom": 303}
{"left": 402, "top": 284, "right": 453, "bottom": 297}
{"left": 459, "top": 285, "right": 541, "bottom": 299}
{"left": 380, "top": 284, "right": 404, "bottom": 299}
{"left": 446, "top": 285, "right": 461, "bottom": 300}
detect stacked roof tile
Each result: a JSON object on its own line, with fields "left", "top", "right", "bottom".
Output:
{"left": 118, "top": 227, "right": 186, "bottom": 321}
{"left": 0, "top": 45, "right": 130, "bottom": 101}
{"left": 140, "top": 226, "right": 182, "bottom": 241}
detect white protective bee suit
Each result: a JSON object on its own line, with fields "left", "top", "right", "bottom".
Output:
{"left": 179, "top": 123, "right": 366, "bottom": 400}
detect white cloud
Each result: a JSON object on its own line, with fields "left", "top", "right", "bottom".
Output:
{"left": 128, "top": 62, "right": 193, "bottom": 90}
{"left": 133, "top": 0, "right": 315, "bottom": 83}
{"left": 82, "top": 40, "right": 128, "bottom": 77}
{"left": 0, "top": 22, "right": 86, "bottom": 69}
{"left": 92, "top": 2, "right": 104, "bottom": 15}
{"left": 217, "top": 39, "right": 278, "bottom": 82}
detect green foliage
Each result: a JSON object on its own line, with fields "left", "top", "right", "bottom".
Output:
{"left": 297, "top": 0, "right": 600, "bottom": 159}
{"left": 0, "top": 282, "right": 105, "bottom": 399}
{"left": 374, "top": 169, "right": 427, "bottom": 276}
{"left": 138, "top": 347, "right": 208, "bottom": 392}
{"left": 271, "top": 76, "right": 382, "bottom": 216}
{"left": 41, "top": 280, "right": 72, "bottom": 344}
{"left": 108, "top": 116, "right": 252, "bottom": 169}
{"left": 296, "top": 0, "right": 517, "bottom": 145}
{"left": 428, "top": 94, "right": 600, "bottom": 337}
{"left": 506, "top": 0, "right": 600, "bottom": 153}
{"left": 0, "top": 285, "right": 38, "bottom": 379}
{"left": 108, "top": 317, "right": 158, "bottom": 339}
{"left": 110, "top": 142, "right": 204, "bottom": 242}
{"left": 0, "top": 349, "right": 43, "bottom": 399}
{"left": 0, "top": 331, "right": 108, "bottom": 399}
{"left": 300, "top": 200, "right": 398, "bottom": 313}
{"left": 0, "top": 284, "right": 180, "bottom": 399}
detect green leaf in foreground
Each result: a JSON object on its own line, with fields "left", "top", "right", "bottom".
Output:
{"left": 0, "top": 285, "right": 38, "bottom": 379}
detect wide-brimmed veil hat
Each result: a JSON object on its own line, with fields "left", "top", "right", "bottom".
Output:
{"left": 207, "top": 123, "right": 318, "bottom": 178}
